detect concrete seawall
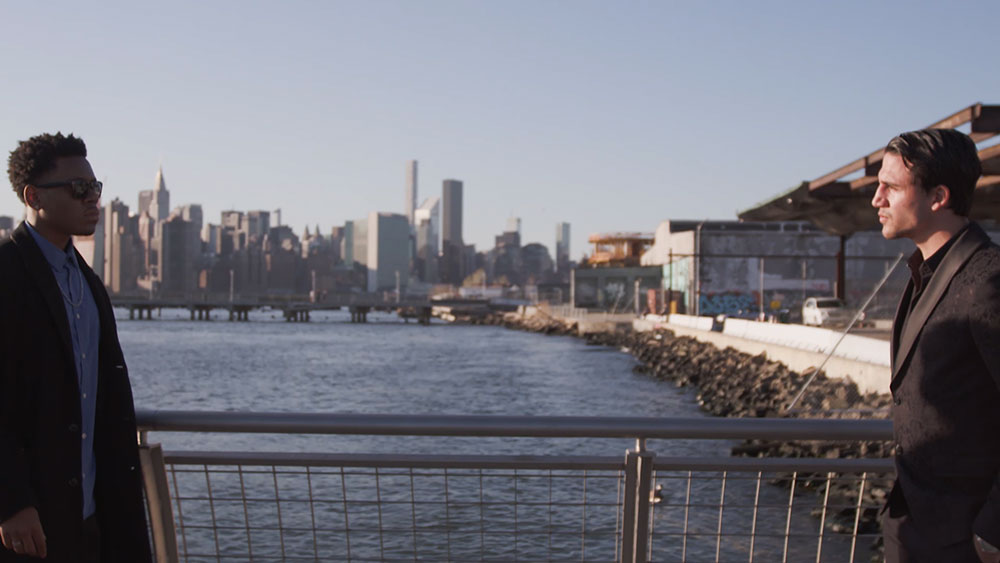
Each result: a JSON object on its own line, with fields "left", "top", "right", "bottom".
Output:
{"left": 488, "top": 306, "right": 893, "bottom": 538}
{"left": 633, "top": 317, "right": 891, "bottom": 396}
{"left": 499, "top": 306, "right": 891, "bottom": 397}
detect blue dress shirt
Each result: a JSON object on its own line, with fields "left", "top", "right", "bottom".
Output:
{"left": 26, "top": 223, "right": 99, "bottom": 519}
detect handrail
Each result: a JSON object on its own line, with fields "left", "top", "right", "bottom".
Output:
{"left": 158, "top": 450, "right": 895, "bottom": 473}
{"left": 135, "top": 409, "right": 892, "bottom": 441}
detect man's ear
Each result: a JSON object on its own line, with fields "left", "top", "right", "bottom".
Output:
{"left": 23, "top": 185, "right": 39, "bottom": 210}
{"left": 930, "top": 184, "right": 951, "bottom": 212}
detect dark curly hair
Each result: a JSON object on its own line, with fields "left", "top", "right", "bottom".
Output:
{"left": 884, "top": 128, "right": 981, "bottom": 217}
{"left": 7, "top": 132, "right": 88, "bottom": 202}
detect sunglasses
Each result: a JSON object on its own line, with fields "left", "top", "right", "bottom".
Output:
{"left": 33, "top": 178, "right": 103, "bottom": 199}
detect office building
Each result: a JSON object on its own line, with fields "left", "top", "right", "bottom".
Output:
{"left": 556, "top": 222, "right": 571, "bottom": 273}
{"left": 341, "top": 220, "right": 354, "bottom": 267}
{"left": 414, "top": 196, "right": 440, "bottom": 283}
{"left": 102, "top": 199, "right": 138, "bottom": 293}
{"left": 441, "top": 179, "right": 464, "bottom": 284}
{"left": 405, "top": 160, "right": 418, "bottom": 228}
{"left": 220, "top": 210, "right": 248, "bottom": 252}
{"left": 174, "top": 204, "right": 203, "bottom": 233}
{"left": 506, "top": 217, "right": 521, "bottom": 236}
{"left": 352, "top": 213, "right": 410, "bottom": 292}
{"left": 137, "top": 190, "right": 153, "bottom": 217}
{"left": 247, "top": 210, "right": 271, "bottom": 240}
{"left": 159, "top": 215, "right": 199, "bottom": 294}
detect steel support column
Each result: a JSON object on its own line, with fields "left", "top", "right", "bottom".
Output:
{"left": 138, "top": 443, "right": 179, "bottom": 563}
{"left": 620, "top": 447, "right": 655, "bottom": 563}
{"left": 836, "top": 235, "right": 847, "bottom": 300}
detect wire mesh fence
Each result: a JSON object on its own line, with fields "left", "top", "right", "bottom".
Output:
{"left": 646, "top": 469, "right": 891, "bottom": 563}
{"left": 163, "top": 459, "right": 625, "bottom": 562}
{"left": 151, "top": 453, "right": 892, "bottom": 562}
{"left": 136, "top": 411, "right": 894, "bottom": 562}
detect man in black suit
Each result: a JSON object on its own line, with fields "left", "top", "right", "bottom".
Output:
{"left": 874, "top": 128, "right": 1000, "bottom": 562}
{"left": 0, "top": 133, "right": 151, "bottom": 561}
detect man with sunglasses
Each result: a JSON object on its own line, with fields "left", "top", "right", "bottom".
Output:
{"left": 0, "top": 133, "right": 150, "bottom": 562}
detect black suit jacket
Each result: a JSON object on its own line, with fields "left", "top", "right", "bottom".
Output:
{"left": 888, "top": 221, "right": 1000, "bottom": 549}
{"left": 0, "top": 223, "right": 151, "bottom": 562}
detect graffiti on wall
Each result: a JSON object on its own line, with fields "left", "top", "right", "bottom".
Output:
{"left": 698, "top": 291, "right": 758, "bottom": 316}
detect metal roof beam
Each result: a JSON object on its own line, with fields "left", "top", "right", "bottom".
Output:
{"left": 809, "top": 103, "right": 1000, "bottom": 192}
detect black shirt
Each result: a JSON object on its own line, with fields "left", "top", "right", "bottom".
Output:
{"left": 906, "top": 222, "right": 970, "bottom": 312}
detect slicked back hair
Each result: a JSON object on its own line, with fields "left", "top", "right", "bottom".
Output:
{"left": 7, "top": 132, "right": 88, "bottom": 202}
{"left": 884, "top": 128, "right": 981, "bottom": 217}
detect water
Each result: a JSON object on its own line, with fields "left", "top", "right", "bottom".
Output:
{"left": 118, "top": 309, "right": 875, "bottom": 561}
{"left": 122, "top": 309, "right": 714, "bottom": 457}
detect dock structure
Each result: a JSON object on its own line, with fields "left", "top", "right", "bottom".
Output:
{"left": 113, "top": 295, "right": 496, "bottom": 325}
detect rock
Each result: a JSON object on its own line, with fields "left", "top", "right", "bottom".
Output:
{"left": 497, "top": 315, "right": 892, "bottom": 552}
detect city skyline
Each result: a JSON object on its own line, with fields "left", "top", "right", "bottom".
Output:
{"left": 4, "top": 2, "right": 1000, "bottom": 256}
{"left": 33, "top": 164, "right": 572, "bottom": 299}
{"left": 0, "top": 160, "right": 576, "bottom": 260}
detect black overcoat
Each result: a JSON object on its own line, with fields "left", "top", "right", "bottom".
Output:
{"left": 0, "top": 223, "right": 151, "bottom": 562}
{"left": 888, "top": 221, "right": 1000, "bottom": 550}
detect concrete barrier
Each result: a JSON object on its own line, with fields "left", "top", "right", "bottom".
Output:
{"left": 721, "top": 318, "right": 890, "bottom": 367}
{"left": 633, "top": 315, "right": 891, "bottom": 394}
{"left": 667, "top": 313, "right": 715, "bottom": 331}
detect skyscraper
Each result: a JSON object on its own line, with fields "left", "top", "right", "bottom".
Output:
{"left": 137, "top": 190, "right": 153, "bottom": 217}
{"left": 103, "top": 199, "right": 136, "bottom": 293}
{"left": 556, "top": 222, "right": 571, "bottom": 273}
{"left": 506, "top": 216, "right": 521, "bottom": 236}
{"left": 363, "top": 212, "right": 410, "bottom": 292}
{"left": 174, "top": 204, "right": 203, "bottom": 233}
{"left": 342, "top": 220, "right": 354, "bottom": 266}
{"left": 441, "top": 179, "right": 463, "bottom": 284}
{"left": 415, "top": 196, "right": 440, "bottom": 283}
{"left": 159, "top": 215, "right": 198, "bottom": 294}
{"left": 246, "top": 210, "right": 271, "bottom": 240}
{"left": 148, "top": 167, "right": 170, "bottom": 222}
{"left": 221, "top": 210, "right": 248, "bottom": 251}
{"left": 405, "top": 160, "right": 418, "bottom": 228}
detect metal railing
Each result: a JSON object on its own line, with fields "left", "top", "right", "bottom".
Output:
{"left": 136, "top": 411, "right": 893, "bottom": 563}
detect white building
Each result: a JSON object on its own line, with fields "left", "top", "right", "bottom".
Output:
{"left": 355, "top": 212, "right": 410, "bottom": 292}
{"left": 414, "top": 196, "right": 440, "bottom": 282}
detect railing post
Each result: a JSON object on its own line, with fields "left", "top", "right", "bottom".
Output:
{"left": 139, "top": 442, "right": 179, "bottom": 563}
{"left": 621, "top": 448, "right": 655, "bottom": 563}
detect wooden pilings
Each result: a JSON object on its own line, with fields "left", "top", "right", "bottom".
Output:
{"left": 189, "top": 307, "right": 215, "bottom": 321}
{"left": 229, "top": 308, "right": 250, "bottom": 322}
{"left": 129, "top": 306, "right": 155, "bottom": 320}
{"left": 349, "top": 306, "right": 370, "bottom": 323}
{"left": 418, "top": 306, "right": 432, "bottom": 325}
{"left": 283, "top": 309, "right": 310, "bottom": 322}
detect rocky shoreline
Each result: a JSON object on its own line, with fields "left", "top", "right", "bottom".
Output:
{"left": 486, "top": 309, "right": 893, "bottom": 548}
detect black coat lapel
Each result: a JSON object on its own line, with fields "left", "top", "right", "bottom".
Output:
{"left": 890, "top": 223, "right": 990, "bottom": 388}
{"left": 890, "top": 280, "right": 913, "bottom": 374}
{"left": 10, "top": 223, "right": 75, "bottom": 366}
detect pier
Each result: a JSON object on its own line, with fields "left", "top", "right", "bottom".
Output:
{"left": 112, "top": 294, "right": 506, "bottom": 325}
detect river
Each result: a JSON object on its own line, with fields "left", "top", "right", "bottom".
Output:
{"left": 117, "top": 309, "right": 871, "bottom": 562}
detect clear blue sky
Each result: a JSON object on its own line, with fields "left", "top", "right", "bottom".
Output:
{"left": 3, "top": 1, "right": 998, "bottom": 259}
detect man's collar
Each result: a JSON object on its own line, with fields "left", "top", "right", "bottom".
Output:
{"left": 908, "top": 222, "right": 971, "bottom": 271}
{"left": 24, "top": 221, "right": 78, "bottom": 270}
